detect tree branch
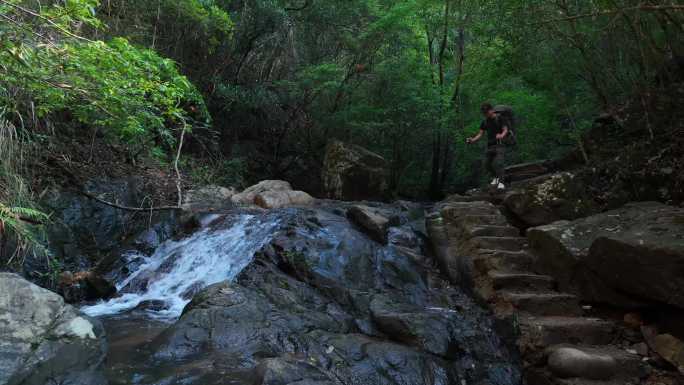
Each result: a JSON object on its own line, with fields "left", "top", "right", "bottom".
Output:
{"left": 79, "top": 190, "right": 183, "bottom": 212}
{"left": 174, "top": 125, "right": 187, "bottom": 207}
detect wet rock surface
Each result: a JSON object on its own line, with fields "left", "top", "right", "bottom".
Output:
{"left": 28, "top": 178, "right": 179, "bottom": 289}
{"left": 528, "top": 201, "right": 684, "bottom": 309}
{"left": 109, "top": 203, "right": 521, "bottom": 385}
{"left": 0, "top": 272, "right": 107, "bottom": 385}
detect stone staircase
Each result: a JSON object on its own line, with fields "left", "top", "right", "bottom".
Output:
{"left": 427, "top": 197, "right": 648, "bottom": 385}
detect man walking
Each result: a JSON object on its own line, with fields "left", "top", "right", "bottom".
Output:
{"left": 466, "top": 102, "right": 510, "bottom": 190}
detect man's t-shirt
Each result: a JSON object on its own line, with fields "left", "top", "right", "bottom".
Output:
{"left": 480, "top": 115, "right": 508, "bottom": 146}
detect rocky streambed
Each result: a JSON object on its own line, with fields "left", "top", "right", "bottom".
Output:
{"left": 59, "top": 201, "right": 522, "bottom": 385}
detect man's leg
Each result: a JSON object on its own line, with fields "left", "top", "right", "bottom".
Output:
{"left": 493, "top": 145, "right": 506, "bottom": 184}
{"left": 484, "top": 148, "right": 497, "bottom": 182}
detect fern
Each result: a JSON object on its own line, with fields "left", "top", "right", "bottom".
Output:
{"left": 0, "top": 202, "right": 50, "bottom": 265}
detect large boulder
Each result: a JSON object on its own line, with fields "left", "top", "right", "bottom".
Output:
{"left": 182, "top": 185, "right": 237, "bottom": 211}
{"left": 528, "top": 202, "right": 684, "bottom": 308}
{"left": 0, "top": 273, "right": 107, "bottom": 385}
{"left": 503, "top": 172, "right": 599, "bottom": 227}
{"left": 255, "top": 190, "right": 315, "bottom": 209}
{"left": 232, "top": 180, "right": 293, "bottom": 205}
{"left": 322, "top": 141, "right": 389, "bottom": 201}
{"left": 232, "top": 180, "right": 315, "bottom": 209}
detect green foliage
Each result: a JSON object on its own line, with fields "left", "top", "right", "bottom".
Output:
{"left": 1, "top": 37, "right": 209, "bottom": 150}
{"left": 0, "top": 0, "right": 213, "bottom": 257}
{"left": 98, "top": 0, "right": 233, "bottom": 85}
{"left": 1, "top": 0, "right": 212, "bottom": 152}
{"left": 0, "top": 115, "right": 48, "bottom": 265}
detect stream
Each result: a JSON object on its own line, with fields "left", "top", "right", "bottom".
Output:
{"left": 81, "top": 204, "right": 522, "bottom": 385}
{"left": 82, "top": 213, "right": 280, "bottom": 319}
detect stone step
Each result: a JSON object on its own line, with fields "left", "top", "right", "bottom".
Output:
{"left": 489, "top": 271, "right": 555, "bottom": 292}
{"left": 451, "top": 214, "right": 508, "bottom": 228}
{"left": 465, "top": 225, "right": 520, "bottom": 238}
{"left": 469, "top": 236, "right": 528, "bottom": 252}
{"left": 472, "top": 249, "right": 535, "bottom": 274}
{"left": 519, "top": 316, "right": 616, "bottom": 349}
{"left": 441, "top": 205, "right": 500, "bottom": 220}
{"left": 525, "top": 344, "right": 646, "bottom": 385}
{"left": 443, "top": 195, "right": 494, "bottom": 203}
{"left": 442, "top": 201, "right": 497, "bottom": 208}
{"left": 499, "top": 292, "right": 582, "bottom": 316}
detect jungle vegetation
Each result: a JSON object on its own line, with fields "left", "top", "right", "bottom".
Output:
{"left": 1, "top": 0, "right": 682, "bottom": 253}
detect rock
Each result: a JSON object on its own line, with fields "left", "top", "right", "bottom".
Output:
{"left": 322, "top": 140, "right": 389, "bottom": 201}
{"left": 347, "top": 205, "right": 390, "bottom": 244}
{"left": 368, "top": 294, "right": 453, "bottom": 356}
{"left": 0, "top": 272, "right": 107, "bottom": 385}
{"left": 254, "top": 190, "right": 315, "bottom": 209}
{"left": 387, "top": 226, "right": 420, "bottom": 249}
{"left": 182, "top": 185, "right": 237, "bottom": 211}
{"left": 650, "top": 334, "right": 684, "bottom": 373}
{"left": 133, "top": 299, "right": 170, "bottom": 312}
{"left": 230, "top": 180, "right": 314, "bottom": 209}
{"left": 58, "top": 271, "right": 117, "bottom": 303}
{"left": 503, "top": 172, "right": 599, "bottom": 227}
{"left": 254, "top": 357, "right": 333, "bottom": 385}
{"left": 232, "top": 180, "right": 293, "bottom": 206}
{"left": 589, "top": 234, "right": 684, "bottom": 309}
{"left": 547, "top": 347, "right": 617, "bottom": 380}
{"left": 528, "top": 202, "right": 684, "bottom": 308}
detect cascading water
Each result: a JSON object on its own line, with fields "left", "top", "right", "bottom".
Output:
{"left": 82, "top": 213, "right": 280, "bottom": 319}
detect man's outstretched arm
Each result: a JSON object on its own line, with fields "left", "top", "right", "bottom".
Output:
{"left": 467, "top": 129, "right": 485, "bottom": 144}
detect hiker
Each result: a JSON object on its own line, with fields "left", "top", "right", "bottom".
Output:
{"left": 466, "top": 102, "right": 512, "bottom": 190}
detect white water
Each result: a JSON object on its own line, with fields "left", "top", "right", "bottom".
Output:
{"left": 82, "top": 214, "right": 279, "bottom": 319}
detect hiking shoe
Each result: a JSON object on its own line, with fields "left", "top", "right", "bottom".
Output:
{"left": 497, "top": 182, "right": 506, "bottom": 190}
{"left": 490, "top": 178, "right": 499, "bottom": 186}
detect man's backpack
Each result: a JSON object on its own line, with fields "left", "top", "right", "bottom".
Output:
{"left": 493, "top": 105, "right": 517, "bottom": 146}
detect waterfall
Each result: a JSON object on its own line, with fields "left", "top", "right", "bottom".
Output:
{"left": 82, "top": 213, "right": 279, "bottom": 319}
